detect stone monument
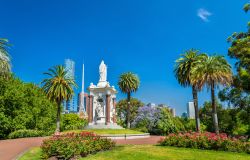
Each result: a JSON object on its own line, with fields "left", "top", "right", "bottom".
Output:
{"left": 85, "top": 60, "right": 123, "bottom": 129}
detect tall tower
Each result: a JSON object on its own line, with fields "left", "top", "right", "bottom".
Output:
{"left": 78, "top": 63, "right": 85, "bottom": 113}
{"left": 64, "top": 59, "right": 75, "bottom": 112}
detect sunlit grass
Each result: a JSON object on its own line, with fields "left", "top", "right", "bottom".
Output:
{"left": 19, "top": 145, "right": 250, "bottom": 160}
{"left": 18, "top": 147, "right": 42, "bottom": 160}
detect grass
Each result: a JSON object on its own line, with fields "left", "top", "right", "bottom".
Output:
{"left": 19, "top": 145, "right": 250, "bottom": 160}
{"left": 19, "top": 147, "right": 41, "bottom": 160}
{"left": 62, "top": 129, "right": 144, "bottom": 135}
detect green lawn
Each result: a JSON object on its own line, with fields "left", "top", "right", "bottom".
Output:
{"left": 19, "top": 147, "right": 41, "bottom": 160}
{"left": 19, "top": 145, "right": 250, "bottom": 160}
{"left": 62, "top": 129, "right": 144, "bottom": 135}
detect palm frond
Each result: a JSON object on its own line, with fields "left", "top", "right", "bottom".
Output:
{"left": 191, "top": 55, "right": 232, "bottom": 89}
{"left": 41, "top": 65, "right": 78, "bottom": 103}
{"left": 174, "top": 49, "right": 205, "bottom": 89}
{"left": 118, "top": 72, "right": 140, "bottom": 94}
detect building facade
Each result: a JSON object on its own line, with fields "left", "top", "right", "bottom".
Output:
{"left": 170, "top": 108, "right": 176, "bottom": 117}
{"left": 187, "top": 101, "right": 195, "bottom": 119}
{"left": 64, "top": 59, "right": 75, "bottom": 112}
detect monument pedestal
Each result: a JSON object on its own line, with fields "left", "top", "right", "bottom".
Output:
{"left": 85, "top": 123, "right": 124, "bottom": 129}
{"left": 85, "top": 60, "right": 123, "bottom": 130}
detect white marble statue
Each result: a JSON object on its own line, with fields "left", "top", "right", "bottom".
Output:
{"left": 95, "top": 100, "right": 104, "bottom": 117}
{"left": 99, "top": 60, "right": 107, "bottom": 82}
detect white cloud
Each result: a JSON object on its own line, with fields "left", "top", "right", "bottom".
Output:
{"left": 197, "top": 8, "right": 212, "bottom": 22}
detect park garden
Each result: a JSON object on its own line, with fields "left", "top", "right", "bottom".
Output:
{"left": 0, "top": 3, "right": 249, "bottom": 160}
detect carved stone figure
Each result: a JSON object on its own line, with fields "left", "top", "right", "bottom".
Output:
{"left": 99, "top": 60, "right": 107, "bottom": 82}
{"left": 95, "top": 98, "right": 104, "bottom": 117}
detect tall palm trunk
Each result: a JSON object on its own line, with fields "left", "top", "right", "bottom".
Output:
{"left": 55, "top": 101, "right": 61, "bottom": 133}
{"left": 192, "top": 85, "right": 200, "bottom": 132}
{"left": 211, "top": 81, "right": 219, "bottom": 134}
{"left": 127, "top": 92, "right": 131, "bottom": 128}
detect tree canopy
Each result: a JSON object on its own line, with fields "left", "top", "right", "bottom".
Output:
{"left": 0, "top": 76, "right": 57, "bottom": 139}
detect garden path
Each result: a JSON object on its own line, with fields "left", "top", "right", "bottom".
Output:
{"left": 0, "top": 136, "right": 163, "bottom": 160}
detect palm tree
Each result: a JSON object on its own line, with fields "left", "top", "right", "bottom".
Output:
{"left": 42, "top": 65, "right": 77, "bottom": 133}
{"left": 174, "top": 49, "right": 206, "bottom": 132}
{"left": 118, "top": 72, "right": 140, "bottom": 128}
{"left": 0, "top": 38, "right": 11, "bottom": 77}
{"left": 191, "top": 55, "right": 232, "bottom": 134}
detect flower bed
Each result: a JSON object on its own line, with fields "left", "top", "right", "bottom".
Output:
{"left": 159, "top": 132, "right": 250, "bottom": 154}
{"left": 41, "top": 131, "right": 115, "bottom": 159}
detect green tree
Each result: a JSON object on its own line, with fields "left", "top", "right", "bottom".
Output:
{"left": 42, "top": 65, "right": 77, "bottom": 133}
{"left": 0, "top": 38, "right": 11, "bottom": 78}
{"left": 227, "top": 3, "right": 249, "bottom": 72}
{"left": 0, "top": 76, "right": 57, "bottom": 139}
{"left": 174, "top": 49, "right": 205, "bottom": 132}
{"left": 243, "top": 3, "right": 250, "bottom": 13}
{"left": 192, "top": 55, "right": 232, "bottom": 134}
{"left": 157, "top": 108, "right": 183, "bottom": 135}
{"left": 199, "top": 101, "right": 249, "bottom": 135}
{"left": 216, "top": 3, "right": 250, "bottom": 135}
{"left": 218, "top": 74, "right": 250, "bottom": 135}
{"left": 116, "top": 98, "right": 144, "bottom": 127}
{"left": 118, "top": 72, "right": 140, "bottom": 128}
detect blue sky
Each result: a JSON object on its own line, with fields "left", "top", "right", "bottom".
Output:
{"left": 0, "top": 0, "right": 249, "bottom": 115}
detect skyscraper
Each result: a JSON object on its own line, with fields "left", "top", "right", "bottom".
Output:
{"left": 187, "top": 101, "right": 195, "bottom": 119}
{"left": 170, "top": 108, "right": 176, "bottom": 117}
{"left": 64, "top": 59, "right": 75, "bottom": 112}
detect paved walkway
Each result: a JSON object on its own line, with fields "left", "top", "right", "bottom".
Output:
{"left": 0, "top": 136, "right": 163, "bottom": 160}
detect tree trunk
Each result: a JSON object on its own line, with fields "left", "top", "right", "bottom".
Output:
{"left": 192, "top": 85, "right": 200, "bottom": 132}
{"left": 211, "top": 81, "right": 219, "bottom": 134}
{"left": 55, "top": 101, "right": 61, "bottom": 133}
{"left": 126, "top": 92, "right": 131, "bottom": 128}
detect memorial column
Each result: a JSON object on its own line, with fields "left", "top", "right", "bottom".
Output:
{"left": 88, "top": 95, "right": 93, "bottom": 123}
{"left": 106, "top": 94, "right": 111, "bottom": 124}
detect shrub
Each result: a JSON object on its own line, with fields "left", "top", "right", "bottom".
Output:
{"left": 159, "top": 132, "right": 250, "bottom": 154}
{"left": 41, "top": 131, "right": 115, "bottom": 159}
{"left": 156, "top": 108, "right": 183, "bottom": 135}
{"left": 61, "top": 113, "right": 88, "bottom": 131}
{"left": 177, "top": 117, "right": 207, "bottom": 132}
{"left": 132, "top": 106, "right": 160, "bottom": 133}
{"left": 132, "top": 106, "right": 183, "bottom": 135}
{"left": 8, "top": 129, "right": 44, "bottom": 139}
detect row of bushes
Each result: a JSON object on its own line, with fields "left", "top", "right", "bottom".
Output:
{"left": 8, "top": 130, "right": 46, "bottom": 139}
{"left": 7, "top": 113, "right": 88, "bottom": 139}
{"left": 132, "top": 106, "right": 190, "bottom": 135}
{"left": 159, "top": 132, "right": 250, "bottom": 154}
{"left": 41, "top": 132, "right": 115, "bottom": 159}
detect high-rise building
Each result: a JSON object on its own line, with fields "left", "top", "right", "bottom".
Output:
{"left": 187, "top": 102, "right": 195, "bottom": 119}
{"left": 64, "top": 59, "right": 75, "bottom": 112}
{"left": 170, "top": 108, "right": 176, "bottom": 117}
